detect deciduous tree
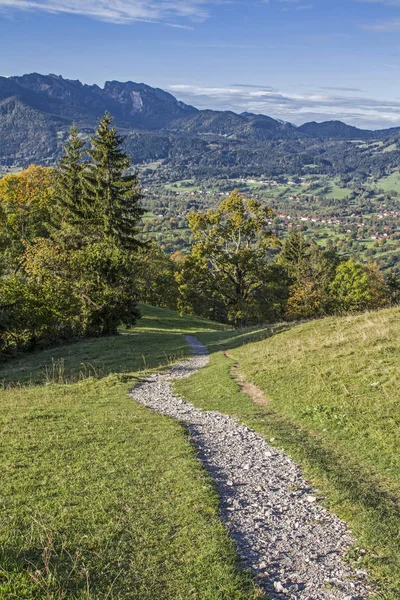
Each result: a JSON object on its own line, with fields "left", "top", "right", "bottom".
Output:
{"left": 330, "top": 259, "right": 391, "bottom": 313}
{"left": 177, "top": 191, "right": 286, "bottom": 326}
{"left": 0, "top": 165, "right": 55, "bottom": 269}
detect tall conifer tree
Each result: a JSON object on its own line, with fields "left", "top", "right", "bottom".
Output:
{"left": 84, "top": 112, "right": 144, "bottom": 249}
{"left": 55, "top": 125, "right": 86, "bottom": 227}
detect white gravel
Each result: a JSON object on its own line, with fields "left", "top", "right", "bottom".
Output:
{"left": 130, "top": 335, "right": 372, "bottom": 600}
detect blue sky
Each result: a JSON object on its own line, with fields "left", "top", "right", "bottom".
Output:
{"left": 1, "top": 0, "right": 400, "bottom": 128}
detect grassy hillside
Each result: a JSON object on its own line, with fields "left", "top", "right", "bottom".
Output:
{"left": 0, "top": 306, "right": 261, "bottom": 600}
{"left": 0, "top": 304, "right": 226, "bottom": 387}
{"left": 3, "top": 303, "right": 399, "bottom": 598}
{"left": 176, "top": 307, "right": 400, "bottom": 599}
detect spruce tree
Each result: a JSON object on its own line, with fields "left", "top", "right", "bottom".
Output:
{"left": 54, "top": 125, "right": 86, "bottom": 228}
{"left": 280, "top": 230, "right": 311, "bottom": 277}
{"left": 84, "top": 112, "right": 144, "bottom": 249}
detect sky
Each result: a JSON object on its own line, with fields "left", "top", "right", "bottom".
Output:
{"left": 1, "top": 0, "right": 400, "bottom": 129}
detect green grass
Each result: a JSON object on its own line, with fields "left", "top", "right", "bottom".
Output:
{"left": 0, "top": 305, "right": 227, "bottom": 386}
{"left": 164, "top": 180, "right": 201, "bottom": 192}
{"left": 322, "top": 181, "right": 351, "bottom": 199}
{"left": 0, "top": 306, "right": 260, "bottom": 600}
{"left": 254, "top": 176, "right": 351, "bottom": 200}
{"left": 176, "top": 307, "right": 400, "bottom": 599}
{"left": 380, "top": 143, "right": 397, "bottom": 154}
{"left": 141, "top": 212, "right": 158, "bottom": 222}
{"left": 376, "top": 171, "right": 400, "bottom": 193}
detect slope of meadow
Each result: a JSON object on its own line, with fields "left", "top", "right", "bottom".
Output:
{"left": 2, "top": 303, "right": 399, "bottom": 598}
{"left": 0, "top": 307, "right": 262, "bottom": 600}
{"left": 176, "top": 307, "right": 400, "bottom": 599}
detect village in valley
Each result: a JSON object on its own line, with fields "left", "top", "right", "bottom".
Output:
{"left": 138, "top": 169, "right": 400, "bottom": 273}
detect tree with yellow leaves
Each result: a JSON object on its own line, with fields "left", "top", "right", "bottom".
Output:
{"left": 177, "top": 191, "right": 288, "bottom": 326}
{"left": 0, "top": 164, "right": 55, "bottom": 269}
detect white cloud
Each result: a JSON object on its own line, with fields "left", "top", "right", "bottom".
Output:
{"left": 358, "top": 0, "right": 400, "bottom": 5}
{"left": 0, "top": 0, "right": 215, "bottom": 25}
{"left": 168, "top": 83, "right": 400, "bottom": 129}
{"left": 364, "top": 18, "right": 400, "bottom": 31}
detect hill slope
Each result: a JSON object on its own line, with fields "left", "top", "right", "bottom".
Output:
{"left": 176, "top": 306, "right": 400, "bottom": 598}
{"left": 0, "top": 306, "right": 264, "bottom": 599}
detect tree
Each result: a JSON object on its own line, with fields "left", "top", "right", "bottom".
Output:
{"left": 0, "top": 165, "right": 55, "bottom": 270}
{"left": 280, "top": 231, "right": 339, "bottom": 319}
{"left": 84, "top": 112, "right": 144, "bottom": 249}
{"left": 47, "top": 114, "right": 145, "bottom": 335}
{"left": 0, "top": 239, "right": 80, "bottom": 358}
{"left": 53, "top": 125, "right": 86, "bottom": 231}
{"left": 330, "top": 259, "right": 391, "bottom": 313}
{"left": 134, "top": 244, "right": 179, "bottom": 310}
{"left": 0, "top": 114, "right": 148, "bottom": 353}
{"left": 386, "top": 272, "right": 400, "bottom": 305}
{"left": 69, "top": 242, "right": 140, "bottom": 336}
{"left": 279, "top": 230, "right": 312, "bottom": 280}
{"left": 177, "top": 191, "right": 285, "bottom": 326}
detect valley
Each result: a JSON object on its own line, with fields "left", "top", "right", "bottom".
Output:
{"left": 1, "top": 73, "right": 399, "bottom": 276}
{"left": 139, "top": 168, "right": 400, "bottom": 273}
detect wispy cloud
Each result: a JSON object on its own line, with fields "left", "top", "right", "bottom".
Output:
{"left": 230, "top": 83, "right": 278, "bottom": 91}
{"left": 358, "top": 0, "right": 400, "bottom": 5}
{"left": 318, "top": 86, "right": 365, "bottom": 92}
{"left": 358, "top": 0, "right": 400, "bottom": 30}
{"left": 168, "top": 83, "right": 400, "bottom": 129}
{"left": 0, "top": 0, "right": 217, "bottom": 25}
{"left": 363, "top": 18, "right": 400, "bottom": 31}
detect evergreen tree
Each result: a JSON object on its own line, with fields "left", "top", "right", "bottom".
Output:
{"left": 84, "top": 112, "right": 144, "bottom": 249}
{"left": 279, "top": 230, "right": 312, "bottom": 279}
{"left": 54, "top": 125, "right": 86, "bottom": 228}
{"left": 280, "top": 230, "right": 340, "bottom": 319}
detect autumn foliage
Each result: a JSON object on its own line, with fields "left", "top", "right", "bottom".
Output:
{"left": 0, "top": 124, "right": 397, "bottom": 357}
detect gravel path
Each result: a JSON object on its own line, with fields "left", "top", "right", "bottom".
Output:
{"left": 130, "top": 336, "right": 372, "bottom": 600}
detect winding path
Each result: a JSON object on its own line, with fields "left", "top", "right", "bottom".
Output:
{"left": 130, "top": 336, "right": 372, "bottom": 600}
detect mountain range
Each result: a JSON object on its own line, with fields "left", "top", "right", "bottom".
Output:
{"left": 1, "top": 73, "right": 400, "bottom": 176}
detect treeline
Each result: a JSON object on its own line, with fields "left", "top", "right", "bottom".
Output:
{"left": 175, "top": 192, "right": 399, "bottom": 326}
{"left": 0, "top": 114, "right": 148, "bottom": 358}
{"left": 0, "top": 115, "right": 398, "bottom": 359}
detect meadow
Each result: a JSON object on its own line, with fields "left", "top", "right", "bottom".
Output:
{"left": 376, "top": 171, "right": 400, "bottom": 193}
{"left": 2, "top": 303, "right": 400, "bottom": 599}
{"left": 0, "top": 306, "right": 261, "bottom": 600}
{"left": 176, "top": 307, "right": 400, "bottom": 599}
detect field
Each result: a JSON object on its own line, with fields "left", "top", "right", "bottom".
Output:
{"left": 376, "top": 171, "right": 400, "bottom": 193}
{"left": 142, "top": 212, "right": 158, "bottom": 222}
{"left": 0, "top": 306, "right": 260, "bottom": 600}
{"left": 176, "top": 307, "right": 400, "bottom": 599}
{"left": 2, "top": 304, "right": 400, "bottom": 599}
{"left": 164, "top": 180, "right": 201, "bottom": 192}
{"left": 319, "top": 181, "right": 351, "bottom": 199}
{"left": 227, "top": 176, "right": 353, "bottom": 200}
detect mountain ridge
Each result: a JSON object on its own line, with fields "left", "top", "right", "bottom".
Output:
{"left": 1, "top": 73, "right": 400, "bottom": 173}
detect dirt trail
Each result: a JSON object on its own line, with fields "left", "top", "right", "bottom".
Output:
{"left": 222, "top": 347, "right": 271, "bottom": 407}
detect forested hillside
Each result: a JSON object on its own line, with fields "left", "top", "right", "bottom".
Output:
{"left": 2, "top": 73, "right": 400, "bottom": 184}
